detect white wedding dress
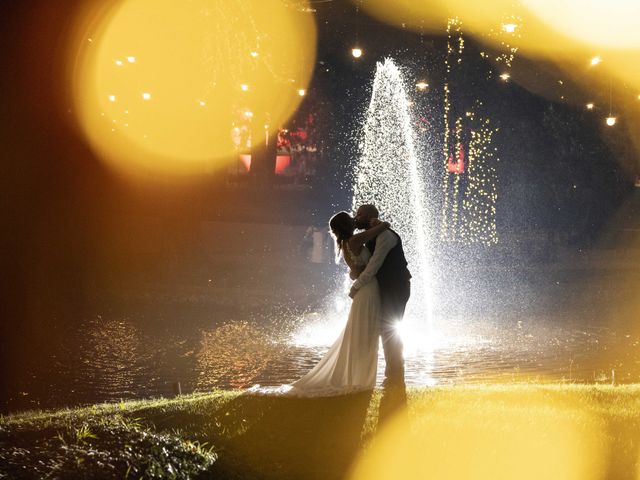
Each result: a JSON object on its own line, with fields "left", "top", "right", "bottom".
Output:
{"left": 248, "top": 244, "right": 381, "bottom": 397}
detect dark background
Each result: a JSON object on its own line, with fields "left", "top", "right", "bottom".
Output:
{"left": 0, "top": 1, "right": 636, "bottom": 409}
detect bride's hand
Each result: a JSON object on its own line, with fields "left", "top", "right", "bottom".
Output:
{"left": 349, "top": 267, "right": 363, "bottom": 280}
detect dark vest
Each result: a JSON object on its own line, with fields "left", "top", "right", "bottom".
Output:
{"left": 366, "top": 229, "right": 411, "bottom": 294}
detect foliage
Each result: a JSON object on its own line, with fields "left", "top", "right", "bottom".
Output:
{"left": 3, "top": 386, "right": 640, "bottom": 479}
{"left": 0, "top": 405, "right": 217, "bottom": 479}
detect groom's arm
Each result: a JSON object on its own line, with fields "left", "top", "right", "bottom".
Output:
{"left": 349, "top": 230, "right": 397, "bottom": 297}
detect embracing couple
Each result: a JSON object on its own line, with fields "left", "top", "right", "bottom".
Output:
{"left": 252, "top": 204, "right": 411, "bottom": 397}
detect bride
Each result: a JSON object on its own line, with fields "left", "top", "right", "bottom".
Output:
{"left": 249, "top": 211, "right": 389, "bottom": 397}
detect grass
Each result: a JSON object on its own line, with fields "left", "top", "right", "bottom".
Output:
{"left": 2, "top": 385, "right": 640, "bottom": 479}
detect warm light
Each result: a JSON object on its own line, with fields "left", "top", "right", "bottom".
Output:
{"left": 351, "top": 389, "right": 606, "bottom": 480}
{"left": 70, "top": 0, "right": 316, "bottom": 177}
{"left": 351, "top": 47, "right": 363, "bottom": 58}
{"left": 244, "top": 111, "right": 253, "bottom": 118}
{"left": 292, "top": 312, "right": 347, "bottom": 347}
{"left": 524, "top": 1, "right": 640, "bottom": 50}
{"left": 503, "top": 23, "right": 517, "bottom": 33}
{"left": 586, "top": 103, "right": 594, "bottom": 109}
{"left": 590, "top": 56, "right": 601, "bottom": 66}
{"left": 297, "top": 88, "right": 306, "bottom": 96}
{"left": 441, "top": 23, "right": 499, "bottom": 246}
{"left": 396, "top": 320, "right": 484, "bottom": 359}
{"left": 500, "top": 73, "right": 510, "bottom": 81}
{"left": 416, "top": 81, "right": 429, "bottom": 90}
{"left": 240, "top": 84, "right": 249, "bottom": 91}
{"left": 606, "top": 116, "right": 616, "bottom": 126}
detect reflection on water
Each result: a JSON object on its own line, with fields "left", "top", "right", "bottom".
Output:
{"left": 286, "top": 314, "right": 640, "bottom": 388}
{"left": 80, "top": 318, "right": 142, "bottom": 397}
{"left": 5, "top": 302, "right": 640, "bottom": 412}
{"left": 196, "top": 322, "right": 279, "bottom": 389}
{"left": 72, "top": 316, "right": 188, "bottom": 402}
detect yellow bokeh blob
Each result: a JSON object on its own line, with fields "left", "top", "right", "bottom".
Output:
{"left": 350, "top": 390, "right": 607, "bottom": 480}
{"left": 523, "top": 0, "right": 640, "bottom": 50}
{"left": 69, "top": 0, "right": 316, "bottom": 177}
{"left": 355, "top": 0, "right": 640, "bottom": 164}
{"left": 357, "top": 0, "right": 515, "bottom": 36}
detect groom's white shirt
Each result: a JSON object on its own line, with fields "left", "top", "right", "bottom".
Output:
{"left": 352, "top": 229, "right": 397, "bottom": 290}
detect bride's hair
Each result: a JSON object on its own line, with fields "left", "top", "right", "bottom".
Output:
{"left": 329, "top": 211, "right": 353, "bottom": 258}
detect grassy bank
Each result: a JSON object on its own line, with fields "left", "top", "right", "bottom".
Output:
{"left": 2, "top": 385, "right": 640, "bottom": 479}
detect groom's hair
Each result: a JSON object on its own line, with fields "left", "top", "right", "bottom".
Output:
{"left": 360, "top": 204, "right": 379, "bottom": 218}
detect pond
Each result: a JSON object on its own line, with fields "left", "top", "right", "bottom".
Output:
{"left": 5, "top": 251, "right": 638, "bottom": 413}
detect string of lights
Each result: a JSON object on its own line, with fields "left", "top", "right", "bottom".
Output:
{"left": 440, "top": 17, "right": 500, "bottom": 245}
{"left": 461, "top": 117, "right": 499, "bottom": 245}
{"left": 440, "top": 17, "right": 462, "bottom": 241}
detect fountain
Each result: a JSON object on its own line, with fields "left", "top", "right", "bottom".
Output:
{"left": 292, "top": 58, "right": 476, "bottom": 385}
{"left": 352, "top": 58, "right": 433, "bottom": 326}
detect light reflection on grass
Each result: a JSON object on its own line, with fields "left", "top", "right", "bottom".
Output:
{"left": 3, "top": 385, "right": 640, "bottom": 478}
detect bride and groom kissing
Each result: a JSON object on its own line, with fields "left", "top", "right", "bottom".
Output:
{"left": 251, "top": 203, "right": 411, "bottom": 397}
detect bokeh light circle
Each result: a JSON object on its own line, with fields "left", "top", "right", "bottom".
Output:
{"left": 350, "top": 390, "right": 607, "bottom": 480}
{"left": 70, "top": 0, "right": 316, "bottom": 177}
{"left": 523, "top": 0, "right": 640, "bottom": 49}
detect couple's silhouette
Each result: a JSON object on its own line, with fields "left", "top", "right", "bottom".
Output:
{"left": 251, "top": 203, "right": 411, "bottom": 397}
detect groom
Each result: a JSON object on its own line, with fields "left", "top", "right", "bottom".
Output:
{"left": 350, "top": 204, "right": 411, "bottom": 386}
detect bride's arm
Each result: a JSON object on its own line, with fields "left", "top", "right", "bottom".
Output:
{"left": 347, "top": 220, "right": 390, "bottom": 252}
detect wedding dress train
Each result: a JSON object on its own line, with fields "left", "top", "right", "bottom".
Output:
{"left": 248, "top": 245, "right": 380, "bottom": 397}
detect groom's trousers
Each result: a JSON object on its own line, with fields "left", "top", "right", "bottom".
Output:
{"left": 380, "top": 280, "right": 410, "bottom": 380}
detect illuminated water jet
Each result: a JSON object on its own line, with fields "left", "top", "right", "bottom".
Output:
{"left": 288, "top": 60, "right": 454, "bottom": 385}
{"left": 352, "top": 58, "right": 433, "bottom": 326}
